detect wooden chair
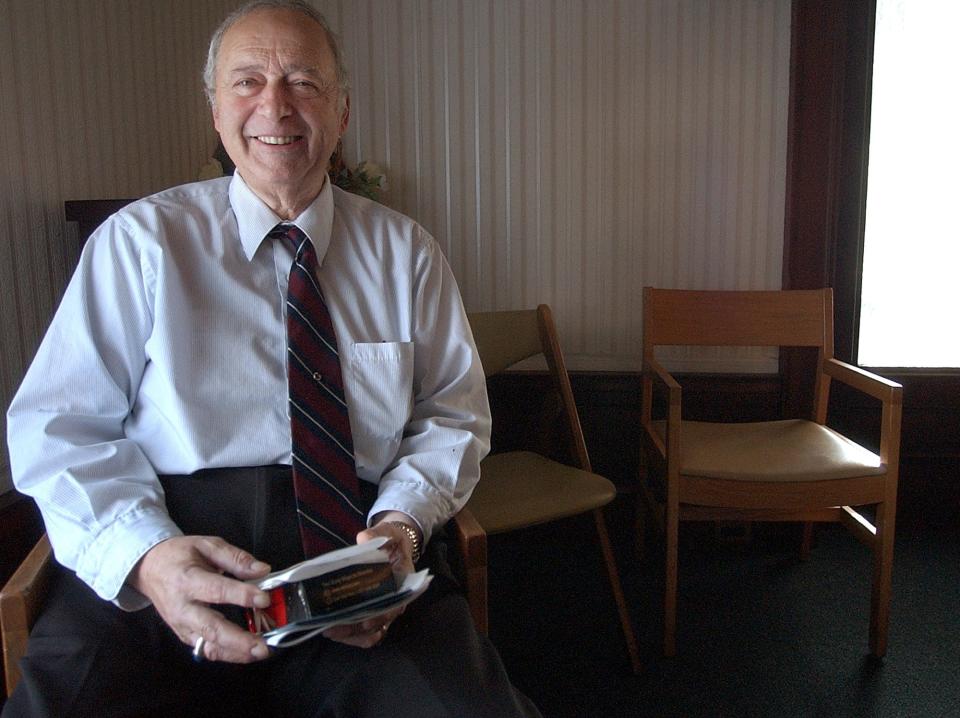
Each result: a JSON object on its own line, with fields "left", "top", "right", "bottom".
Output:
{"left": 639, "top": 287, "right": 902, "bottom": 658}
{"left": 465, "top": 305, "right": 642, "bottom": 675}
{"left": 1, "top": 511, "right": 486, "bottom": 695}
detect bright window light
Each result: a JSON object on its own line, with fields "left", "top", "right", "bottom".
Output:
{"left": 858, "top": 0, "right": 960, "bottom": 368}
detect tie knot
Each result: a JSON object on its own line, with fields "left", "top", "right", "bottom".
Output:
{"left": 269, "top": 223, "right": 309, "bottom": 257}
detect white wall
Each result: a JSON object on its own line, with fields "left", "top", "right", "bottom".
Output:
{"left": 318, "top": 0, "right": 791, "bottom": 372}
{"left": 0, "top": 0, "right": 791, "bottom": 493}
{"left": 0, "top": 0, "right": 236, "bottom": 492}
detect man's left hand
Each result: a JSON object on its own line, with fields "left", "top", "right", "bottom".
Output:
{"left": 320, "top": 512, "right": 422, "bottom": 648}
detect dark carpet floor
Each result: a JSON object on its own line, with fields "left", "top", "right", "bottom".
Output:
{"left": 487, "top": 496, "right": 960, "bottom": 718}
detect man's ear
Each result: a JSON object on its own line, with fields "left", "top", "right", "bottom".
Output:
{"left": 212, "top": 102, "right": 221, "bottom": 133}
{"left": 339, "top": 95, "right": 350, "bottom": 136}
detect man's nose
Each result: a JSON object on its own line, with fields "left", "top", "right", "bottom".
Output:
{"left": 257, "top": 82, "right": 293, "bottom": 120}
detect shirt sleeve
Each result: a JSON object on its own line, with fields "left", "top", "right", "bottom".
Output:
{"left": 6, "top": 217, "right": 181, "bottom": 609}
{"left": 368, "top": 229, "right": 491, "bottom": 541}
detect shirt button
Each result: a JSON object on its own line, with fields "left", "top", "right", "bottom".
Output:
{"left": 312, "top": 372, "right": 323, "bottom": 383}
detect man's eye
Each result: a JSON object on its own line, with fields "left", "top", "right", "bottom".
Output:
{"left": 233, "top": 79, "right": 261, "bottom": 92}
{"left": 290, "top": 81, "right": 325, "bottom": 97}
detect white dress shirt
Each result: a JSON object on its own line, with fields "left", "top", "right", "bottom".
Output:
{"left": 7, "top": 174, "right": 490, "bottom": 609}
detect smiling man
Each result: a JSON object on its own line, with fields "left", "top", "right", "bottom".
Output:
{"left": 210, "top": 5, "right": 347, "bottom": 219}
{"left": 4, "top": 2, "right": 540, "bottom": 716}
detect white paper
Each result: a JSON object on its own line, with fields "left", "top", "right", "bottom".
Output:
{"left": 254, "top": 537, "right": 391, "bottom": 590}
{"left": 262, "top": 570, "right": 433, "bottom": 648}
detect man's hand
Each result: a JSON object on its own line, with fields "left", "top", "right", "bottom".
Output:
{"left": 321, "top": 512, "right": 422, "bottom": 648}
{"left": 129, "top": 536, "right": 273, "bottom": 663}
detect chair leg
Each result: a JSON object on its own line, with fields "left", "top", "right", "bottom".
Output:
{"left": 592, "top": 509, "right": 642, "bottom": 675}
{"left": 869, "top": 500, "right": 897, "bottom": 658}
{"left": 663, "top": 499, "right": 679, "bottom": 657}
{"left": 635, "top": 487, "right": 646, "bottom": 560}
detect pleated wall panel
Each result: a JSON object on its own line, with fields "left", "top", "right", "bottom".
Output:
{"left": 318, "top": 0, "right": 791, "bottom": 372}
{"left": 0, "top": 0, "right": 791, "bottom": 491}
{"left": 0, "top": 0, "right": 235, "bottom": 491}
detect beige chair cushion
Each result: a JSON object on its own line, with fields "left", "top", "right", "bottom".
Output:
{"left": 466, "top": 451, "right": 617, "bottom": 534}
{"left": 652, "top": 419, "right": 885, "bottom": 481}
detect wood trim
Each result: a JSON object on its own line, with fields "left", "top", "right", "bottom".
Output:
{"left": 782, "top": 0, "right": 876, "bottom": 418}
{"left": 680, "top": 506, "right": 845, "bottom": 523}
{"left": 0, "top": 493, "right": 43, "bottom": 701}
{"left": 783, "top": 1, "right": 959, "bottom": 511}
{"left": 64, "top": 199, "right": 135, "bottom": 250}
{"left": 1, "top": 534, "right": 52, "bottom": 696}
{"left": 678, "top": 475, "right": 886, "bottom": 510}
{"left": 0, "top": 494, "right": 43, "bottom": 590}
{"left": 449, "top": 508, "right": 488, "bottom": 636}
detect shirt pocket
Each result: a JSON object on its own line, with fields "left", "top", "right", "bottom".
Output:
{"left": 346, "top": 341, "right": 414, "bottom": 477}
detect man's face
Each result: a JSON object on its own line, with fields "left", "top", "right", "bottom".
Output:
{"left": 212, "top": 8, "right": 348, "bottom": 209}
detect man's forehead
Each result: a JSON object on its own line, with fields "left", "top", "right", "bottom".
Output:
{"left": 218, "top": 9, "right": 332, "bottom": 69}
{"left": 223, "top": 58, "right": 324, "bottom": 77}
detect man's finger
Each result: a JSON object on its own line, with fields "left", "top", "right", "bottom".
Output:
{"left": 183, "top": 565, "right": 271, "bottom": 609}
{"left": 178, "top": 604, "right": 270, "bottom": 664}
{"left": 130, "top": 536, "right": 273, "bottom": 663}
{"left": 193, "top": 536, "right": 271, "bottom": 579}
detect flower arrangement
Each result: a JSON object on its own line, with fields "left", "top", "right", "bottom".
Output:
{"left": 329, "top": 142, "right": 387, "bottom": 201}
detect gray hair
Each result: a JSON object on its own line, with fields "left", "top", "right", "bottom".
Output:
{"left": 202, "top": 0, "right": 350, "bottom": 106}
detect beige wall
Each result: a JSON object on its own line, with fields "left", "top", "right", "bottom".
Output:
{"left": 0, "top": 0, "right": 235, "bottom": 491}
{"left": 0, "top": 0, "right": 791, "bottom": 493}
{"left": 317, "top": 0, "right": 791, "bottom": 373}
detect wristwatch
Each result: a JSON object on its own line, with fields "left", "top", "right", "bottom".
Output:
{"left": 387, "top": 521, "right": 423, "bottom": 563}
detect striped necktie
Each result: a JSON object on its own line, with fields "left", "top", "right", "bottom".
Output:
{"left": 271, "top": 223, "right": 367, "bottom": 556}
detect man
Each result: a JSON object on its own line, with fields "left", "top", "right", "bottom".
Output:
{"left": 4, "top": 2, "right": 540, "bottom": 715}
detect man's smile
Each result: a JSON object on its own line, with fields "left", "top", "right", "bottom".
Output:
{"left": 253, "top": 135, "right": 303, "bottom": 145}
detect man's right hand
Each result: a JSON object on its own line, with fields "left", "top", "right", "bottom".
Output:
{"left": 129, "top": 536, "right": 273, "bottom": 663}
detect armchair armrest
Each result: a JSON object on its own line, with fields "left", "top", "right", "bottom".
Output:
{"left": 642, "top": 358, "right": 683, "bottom": 459}
{"left": 449, "top": 507, "right": 488, "bottom": 635}
{"left": 644, "top": 357, "right": 682, "bottom": 394}
{"left": 822, "top": 358, "right": 903, "bottom": 468}
{"left": 823, "top": 358, "right": 902, "bottom": 403}
{"left": 2, "top": 534, "right": 52, "bottom": 695}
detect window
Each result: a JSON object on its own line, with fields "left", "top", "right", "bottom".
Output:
{"left": 858, "top": 0, "right": 960, "bottom": 368}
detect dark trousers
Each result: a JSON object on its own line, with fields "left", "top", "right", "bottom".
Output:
{"left": 3, "top": 467, "right": 540, "bottom": 718}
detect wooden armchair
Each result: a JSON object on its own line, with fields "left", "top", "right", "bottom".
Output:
{"left": 639, "top": 287, "right": 902, "bottom": 658}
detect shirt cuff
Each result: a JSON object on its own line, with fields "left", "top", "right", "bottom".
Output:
{"left": 368, "top": 484, "right": 454, "bottom": 545}
{"left": 74, "top": 507, "right": 182, "bottom": 610}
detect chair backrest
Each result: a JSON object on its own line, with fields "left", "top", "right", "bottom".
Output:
{"left": 642, "top": 287, "right": 834, "bottom": 355}
{"left": 468, "top": 309, "right": 543, "bottom": 378}
{"left": 467, "top": 305, "right": 592, "bottom": 471}
{"left": 642, "top": 287, "right": 836, "bottom": 422}
{"left": 65, "top": 199, "right": 135, "bottom": 248}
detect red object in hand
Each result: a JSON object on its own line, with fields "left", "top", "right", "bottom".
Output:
{"left": 245, "top": 587, "right": 289, "bottom": 633}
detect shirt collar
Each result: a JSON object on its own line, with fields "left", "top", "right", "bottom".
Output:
{"left": 229, "top": 173, "right": 335, "bottom": 264}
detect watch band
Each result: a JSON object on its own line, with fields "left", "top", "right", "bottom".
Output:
{"left": 386, "top": 521, "right": 423, "bottom": 563}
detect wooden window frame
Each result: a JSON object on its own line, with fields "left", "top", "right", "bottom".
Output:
{"left": 784, "top": 0, "right": 960, "bottom": 469}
